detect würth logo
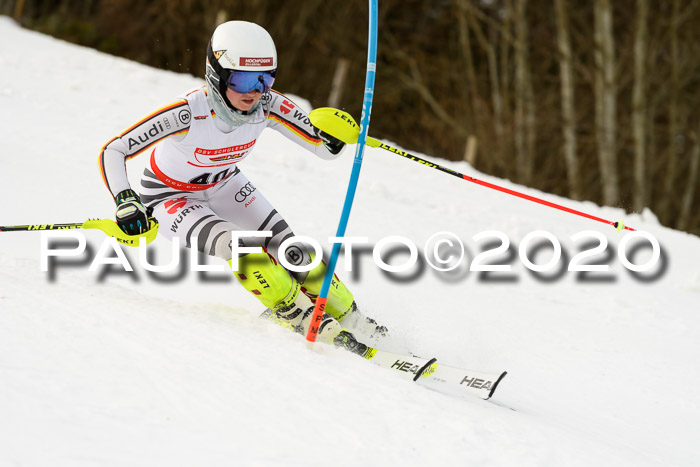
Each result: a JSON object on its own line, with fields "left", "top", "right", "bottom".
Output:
{"left": 239, "top": 57, "right": 273, "bottom": 67}
{"left": 280, "top": 99, "right": 295, "bottom": 115}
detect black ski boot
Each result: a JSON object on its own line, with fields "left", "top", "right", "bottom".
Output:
{"left": 333, "top": 330, "right": 373, "bottom": 358}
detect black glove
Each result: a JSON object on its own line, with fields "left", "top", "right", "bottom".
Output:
{"left": 317, "top": 129, "right": 345, "bottom": 155}
{"left": 115, "top": 189, "right": 151, "bottom": 235}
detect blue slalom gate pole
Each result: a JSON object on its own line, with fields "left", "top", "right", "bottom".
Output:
{"left": 305, "top": 0, "right": 379, "bottom": 342}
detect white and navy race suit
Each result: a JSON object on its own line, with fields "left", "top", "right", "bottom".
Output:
{"left": 99, "top": 86, "right": 339, "bottom": 266}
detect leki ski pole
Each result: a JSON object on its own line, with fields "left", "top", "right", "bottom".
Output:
{"left": 0, "top": 218, "right": 159, "bottom": 246}
{"left": 309, "top": 107, "right": 634, "bottom": 232}
{"left": 365, "top": 137, "right": 634, "bottom": 232}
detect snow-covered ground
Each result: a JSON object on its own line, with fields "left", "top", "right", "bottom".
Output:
{"left": 1, "top": 17, "right": 699, "bottom": 466}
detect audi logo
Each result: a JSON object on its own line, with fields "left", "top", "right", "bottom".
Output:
{"left": 235, "top": 182, "right": 257, "bottom": 202}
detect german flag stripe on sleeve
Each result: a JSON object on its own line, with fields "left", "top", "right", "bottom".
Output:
{"left": 268, "top": 112, "right": 322, "bottom": 146}
{"left": 124, "top": 128, "right": 189, "bottom": 160}
{"left": 120, "top": 100, "right": 188, "bottom": 135}
{"left": 99, "top": 100, "right": 191, "bottom": 197}
{"left": 98, "top": 136, "right": 119, "bottom": 196}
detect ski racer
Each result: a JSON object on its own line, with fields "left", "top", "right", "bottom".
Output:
{"left": 98, "top": 20, "right": 385, "bottom": 353}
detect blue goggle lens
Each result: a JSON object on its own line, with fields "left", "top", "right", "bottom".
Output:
{"left": 225, "top": 70, "right": 276, "bottom": 94}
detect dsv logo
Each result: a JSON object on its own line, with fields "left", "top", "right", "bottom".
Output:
{"left": 234, "top": 182, "right": 256, "bottom": 203}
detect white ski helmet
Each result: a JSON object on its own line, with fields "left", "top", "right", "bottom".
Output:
{"left": 205, "top": 21, "right": 277, "bottom": 126}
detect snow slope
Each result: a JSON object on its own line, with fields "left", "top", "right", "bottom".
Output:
{"left": 1, "top": 17, "right": 699, "bottom": 467}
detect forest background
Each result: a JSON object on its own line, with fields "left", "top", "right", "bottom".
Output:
{"left": 3, "top": 0, "right": 699, "bottom": 235}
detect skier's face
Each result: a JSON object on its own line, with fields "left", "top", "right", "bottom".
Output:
{"left": 226, "top": 87, "right": 262, "bottom": 112}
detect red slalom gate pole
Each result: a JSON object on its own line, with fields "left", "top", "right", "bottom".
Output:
{"left": 366, "top": 137, "right": 635, "bottom": 232}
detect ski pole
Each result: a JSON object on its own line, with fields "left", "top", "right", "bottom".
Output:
{"left": 0, "top": 218, "right": 159, "bottom": 246}
{"left": 309, "top": 106, "right": 633, "bottom": 233}
{"left": 364, "top": 137, "right": 634, "bottom": 232}
{"left": 305, "top": 0, "right": 379, "bottom": 343}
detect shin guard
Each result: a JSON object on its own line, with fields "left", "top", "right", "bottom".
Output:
{"left": 229, "top": 252, "right": 294, "bottom": 309}
{"left": 231, "top": 252, "right": 344, "bottom": 345}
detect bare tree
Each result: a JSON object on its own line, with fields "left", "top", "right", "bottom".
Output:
{"left": 678, "top": 123, "right": 700, "bottom": 231}
{"left": 328, "top": 58, "right": 350, "bottom": 108}
{"left": 455, "top": 0, "right": 480, "bottom": 133}
{"left": 593, "top": 0, "right": 619, "bottom": 205}
{"left": 454, "top": 0, "right": 482, "bottom": 166}
{"left": 465, "top": 4, "right": 505, "bottom": 158}
{"left": 514, "top": 1, "right": 526, "bottom": 181}
{"left": 554, "top": 0, "right": 580, "bottom": 199}
{"left": 500, "top": 0, "right": 512, "bottom": 136}
{"left": 662, "top": 0, "right": 682, "bottom": 220}
{"left": 632, "top": 0, "right": 649, "bottom": 212}
{"left": 13, "top": 0, "right": 25, "bottom": 19}
{"left": 513, "top": 0, "right": 535, "bottom": 185}
{"left": 279, "top": 0, "right": 324, "bottom": 70}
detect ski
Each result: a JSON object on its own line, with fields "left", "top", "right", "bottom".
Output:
{"left": 361, "top": 348, "right": 439, "bottom": 382}
{"left": 362, "top": 348, "right": 506, "bottom": 400}
{"left": 419, "top": 362, "right": 507, "bottom": 400}
{"left": 259, "top": 309, "right": 507, "bottom": 400}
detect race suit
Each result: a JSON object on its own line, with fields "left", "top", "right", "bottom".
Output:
{"left": 100, "top": 86, "right": 337, "bottom": 264}
{"left": 99, "top": 86, "right": 355, "bottom": 330}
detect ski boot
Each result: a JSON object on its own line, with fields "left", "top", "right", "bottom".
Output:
{"left": 337, "top": 302, "right": 389, "bottom": 340}
{"left": 333, "top": 329, "right": 374, "bottom": 358}
{"left": 297, "top": 258, "right": 390, "bottom": 339}
{"left": 233, "top": 251, "right": 382, "bottom": 352}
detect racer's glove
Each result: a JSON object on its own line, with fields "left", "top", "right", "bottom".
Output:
{"left": 115, "top": 189, "right": 151, "bottom": 235}
{"left": 316, "top": 128, "right": 346, "bottom": 155}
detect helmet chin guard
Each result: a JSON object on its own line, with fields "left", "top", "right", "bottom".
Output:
{"left": 204, "top": 21, "right": 277, "bottom": 126}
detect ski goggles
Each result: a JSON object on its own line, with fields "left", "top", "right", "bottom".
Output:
{"left": 224, "top": 69, "right": 276, "bottom": 94}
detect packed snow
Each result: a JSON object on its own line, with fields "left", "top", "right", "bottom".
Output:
{"left": 1, "top": 17, "right": 699, "bottom": 467}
